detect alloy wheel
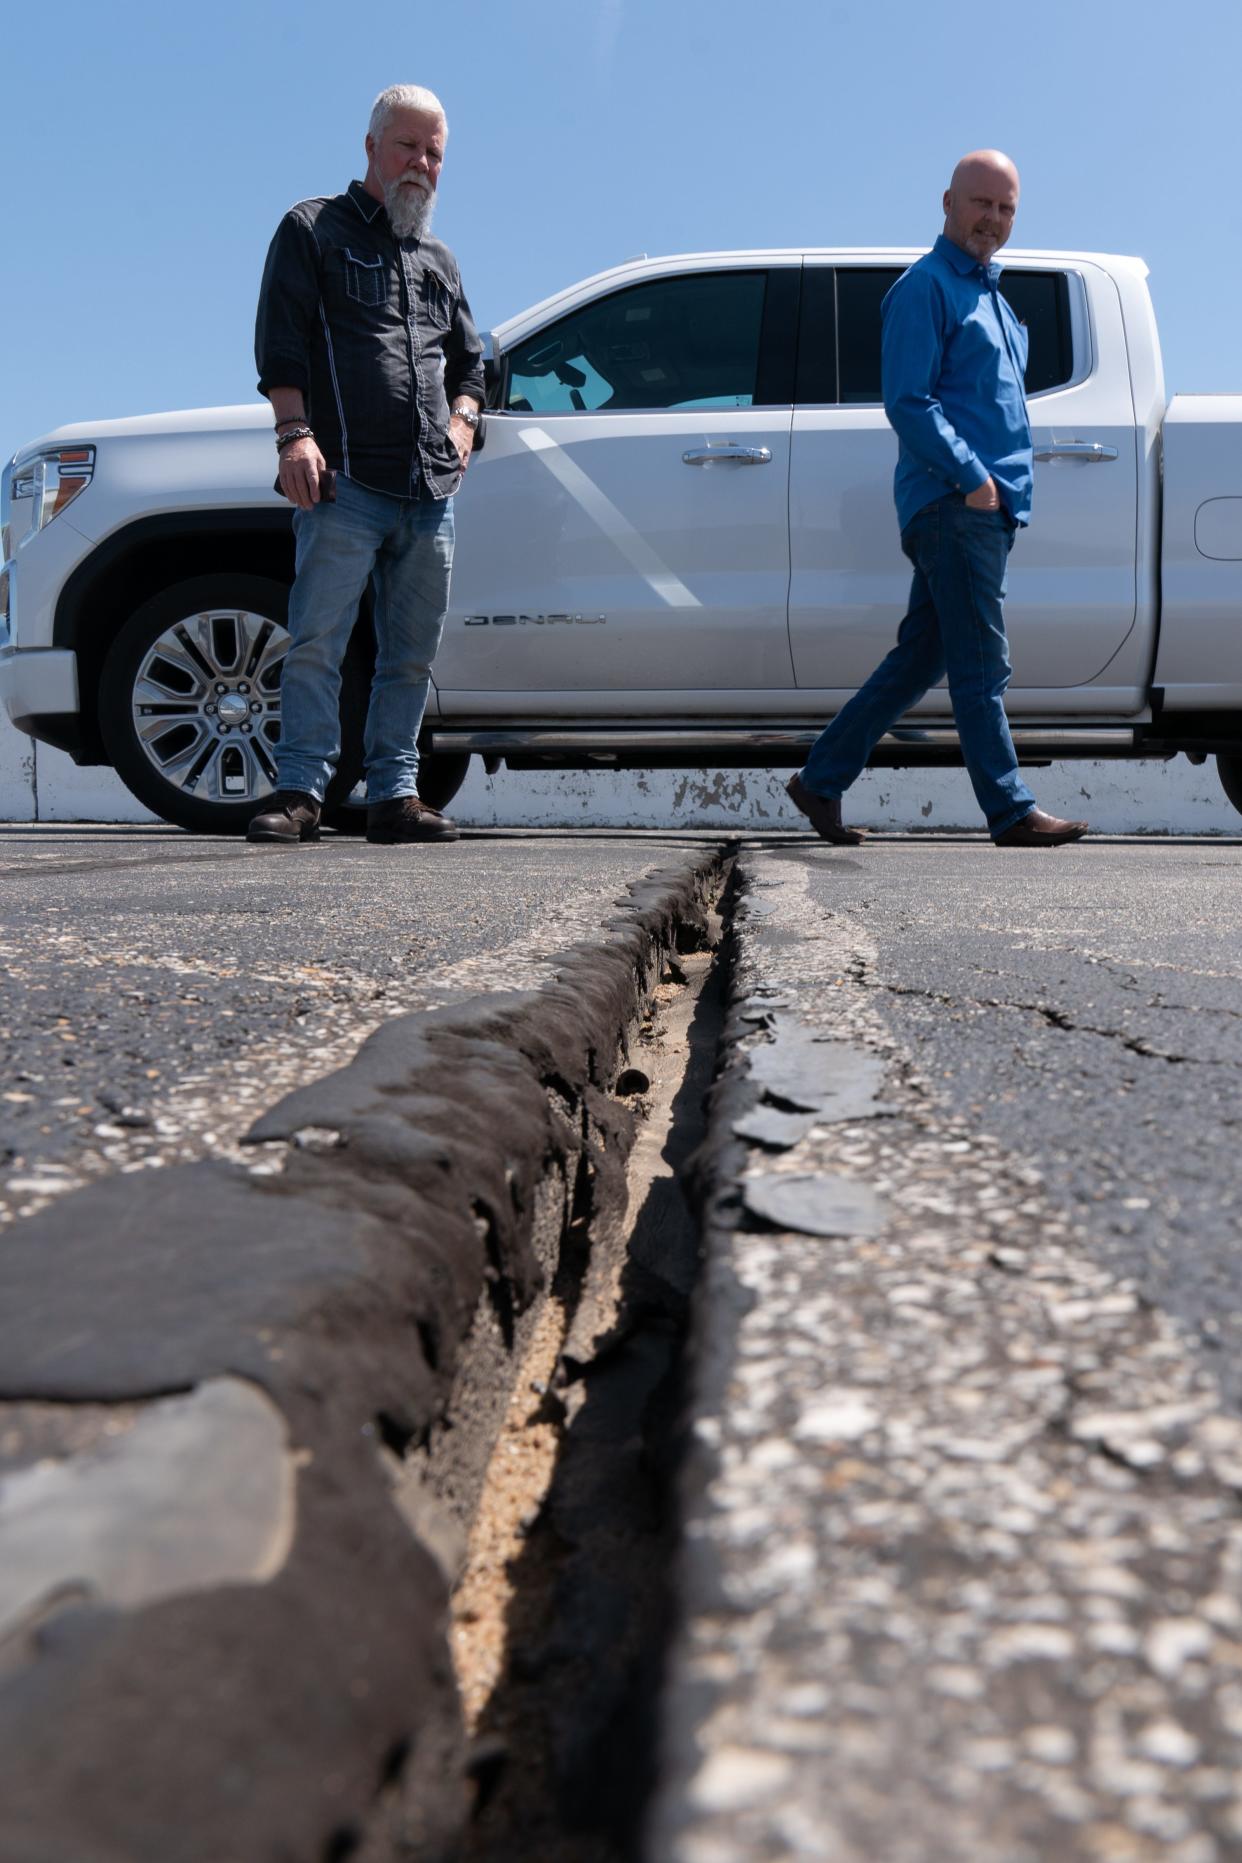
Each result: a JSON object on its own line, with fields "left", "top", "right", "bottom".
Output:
{"left": 131, "top": 607, "right": 286, "bottom": 806}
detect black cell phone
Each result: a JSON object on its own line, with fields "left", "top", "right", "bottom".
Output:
{"left": 321, "top": 469, "right": 337, "bottom": 503}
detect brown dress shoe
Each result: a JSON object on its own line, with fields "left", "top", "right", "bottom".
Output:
{"left": 246, "top": 790, "right": 321, "bottom": 843}
{"left": 993, "top": 807, "right": 1089, "bottom": 848}
{"left": 366, "top": 796, "right": 460, "bottom": 844}
{"left": 785, "top": 773, "right": 865, "bottom": 846}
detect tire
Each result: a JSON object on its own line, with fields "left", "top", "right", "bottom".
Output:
{"left": 319, "top": 745, "right": 472, "bottom": 835}
{"left": 1218, "top": 754, "right": 1242, "bottom": 818}
{"left": 98, "top": 575, "right": 366, "bottom": 835}
{"left": 415, "top": 747, "right": 471, "bottom": 812}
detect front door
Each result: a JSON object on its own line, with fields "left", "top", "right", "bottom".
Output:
{"left": 787, "top": 261, "right": 1139, "bottom": 706}
{"left": 436, "top": 266, "right": 796, "bottom": 713}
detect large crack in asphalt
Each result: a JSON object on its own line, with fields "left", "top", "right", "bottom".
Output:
{"left": 453, "top": 909, "right": 728, "bottom": 1862}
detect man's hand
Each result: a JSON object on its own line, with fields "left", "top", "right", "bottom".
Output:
{"left": 965, "top": 476, "right": 1001, "bottom": 511}
{"left": 448, "top": 414, "right": 474, "bottom": 476}
{"left": 278, "top": 437, "right": 329, "bottom": 511}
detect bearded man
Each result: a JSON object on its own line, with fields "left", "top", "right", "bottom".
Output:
{"left": 786, "top": 150, "right": 1088, "bottom": 849}
{"left": 249, "top": 83, "right": 484, "bottom": 844}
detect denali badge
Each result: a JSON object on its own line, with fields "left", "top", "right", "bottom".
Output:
{"left": 463, "top": 613, "right": 606, "bottom": 626}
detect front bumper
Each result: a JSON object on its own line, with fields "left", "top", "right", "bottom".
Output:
{"left": 0, "top": 647, "right": 80, "bottom": 731}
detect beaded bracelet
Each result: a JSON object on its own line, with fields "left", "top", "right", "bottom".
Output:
{"left": 275, "top": 426, "right": 315, "bottom": 452}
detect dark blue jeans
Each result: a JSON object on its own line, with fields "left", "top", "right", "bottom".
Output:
{"left": 278, "top": 477, "right": 455, "bottom": 804}
{"left": 800, "top": 496, "right": 1036, "bottom": 838}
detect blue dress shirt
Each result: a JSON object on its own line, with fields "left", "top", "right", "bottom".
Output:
{"left": 881, "top": 234, "right": 1033, "bottom": 532}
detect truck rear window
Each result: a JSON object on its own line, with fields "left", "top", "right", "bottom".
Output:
{"left": 801, "top": 266, "right": 1075, "bottom": 405}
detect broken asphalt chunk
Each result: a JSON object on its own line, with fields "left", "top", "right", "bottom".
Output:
{"left": 731, "top": 1106, "right": 820, "bottom": 1150}
{"left": 746, "top": 1022, "right": 888, "bottom": 1118}
{"left": 741, "top": 1171, "right": 887, "bottom": 1238}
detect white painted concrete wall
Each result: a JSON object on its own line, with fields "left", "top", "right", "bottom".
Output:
{"left": 452, "top": 756, "right": 1241, "bottom": 835}
{"left": 0, "top": 714, "right": 37, "bottom": 823}
{"left": 4, "top": 713, "right": 1238, "bottom": 833}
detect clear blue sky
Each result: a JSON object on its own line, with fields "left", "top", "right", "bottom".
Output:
{"left": 5, "top": 0, "right": 1239, "bottom": 460}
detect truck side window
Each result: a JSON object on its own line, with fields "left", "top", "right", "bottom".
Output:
{"left": 505, "top": 272, "right": 768, "bottom": 414}
{"left": 833, "top": 268, "right": 901, "bottom": 405}
{"left": 1001, "top": 271, "right": 1074, "bottom": 394}
{"left": 829, "top": 266, "right": 1075, "bottom": 405}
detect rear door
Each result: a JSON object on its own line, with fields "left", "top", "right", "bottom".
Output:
{"left": 436, "top": 264, "right": 798, "bottom": 712}
{"left": 787, "top": 259, "right": 1139, "bottom": 703}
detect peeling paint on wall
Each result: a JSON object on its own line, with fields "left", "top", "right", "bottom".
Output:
{"left": 0, "top": 721, "right": 37, "bottom": 824}
{"left": 450, "top": 758, "right": 1242, "bottom": 836}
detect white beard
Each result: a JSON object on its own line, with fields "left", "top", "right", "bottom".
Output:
{"left": 384, "top": 177, "right": 436, "bottom": 240}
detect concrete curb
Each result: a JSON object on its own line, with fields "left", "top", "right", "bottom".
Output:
{"left": 0, "top": 851, "right": 722, "bottom": 1863}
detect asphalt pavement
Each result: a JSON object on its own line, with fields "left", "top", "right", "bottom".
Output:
{"left": 781, "top": 833, "right": 1242, "bottom": 1406}
{"left": 5, "top": 824, "right": 1238, "bottom": 1364}
{"left": 7, "top": 822, "right": 1242, "bottom": 1861}
{"left": 0, "top": 823, "right": 717, "bottom": 1225}
{"left": 653, "top": 832, "right": 1242, "bottom": 1863}
{"left": 0, "top": 826, "right": 723, "bottom": 1863}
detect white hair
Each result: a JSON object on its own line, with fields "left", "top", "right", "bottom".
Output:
{"left": 368, "top": 85, "right": 447, "bottom": 143}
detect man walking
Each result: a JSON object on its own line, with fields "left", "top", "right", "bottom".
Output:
{"left": 249, "top": 83, "right": 484, "bottom": 845}
{"left": 786, "top": 150, "right": 1088, "bottom": 849}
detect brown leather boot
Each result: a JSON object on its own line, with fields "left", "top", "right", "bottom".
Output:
{"left": 366, "top": 796, "right": 460, "bottom": 844}
{"left": 246, "top": 791, "right": 321, "bottom": 844}
{"left": 993, "top": 807, "right": 1089, "bottom": 848}
{"left": 785, "top": 773, "right": 865, "bottom": 846}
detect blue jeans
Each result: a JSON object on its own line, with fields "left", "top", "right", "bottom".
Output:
{"left": 278, "top": 476, "right": 455, "bottom": 804}
{"left": 800, "top": 495, "right": 1036, "bottom": 838}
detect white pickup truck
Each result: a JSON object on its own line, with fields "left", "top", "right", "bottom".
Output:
{"left": 4, "top": 246, "right": 1242, "bottom": 833}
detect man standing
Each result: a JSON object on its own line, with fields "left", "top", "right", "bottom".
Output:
{"left": 249, "top": 83, "right": 484, "bottom": 845}
{"left": 786, "top": 150, "right": 1088, "bottom": 849}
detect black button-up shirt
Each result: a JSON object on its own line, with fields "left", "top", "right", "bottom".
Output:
{"left": 255, "top": 179, "right": 486, "bottom": 501}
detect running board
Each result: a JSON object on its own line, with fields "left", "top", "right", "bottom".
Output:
{"left": 429, "top": 725, "right": 1143, "bottom": 768}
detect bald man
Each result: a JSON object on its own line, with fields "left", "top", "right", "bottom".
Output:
{"left": 787, "top": 151, "right": 1088, "bottom": 848}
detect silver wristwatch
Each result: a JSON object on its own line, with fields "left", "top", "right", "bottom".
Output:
{"left": 451, "top": 405, "right": 481, "bottom": 430}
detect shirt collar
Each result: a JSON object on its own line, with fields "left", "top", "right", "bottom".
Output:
{"left": 348, "top": 179, "right": 384, "bottom": 225}
{"left": 934, "top": 232, "right": 1002, "bottom": 287}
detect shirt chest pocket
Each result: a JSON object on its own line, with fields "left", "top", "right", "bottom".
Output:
{"left": 421, "top": 267, "right": 454, "bottom": 331}
{"left": 954, "top": 302, "right": 1012, "bottom": 379}
{"left": 342, "top": 247, "right": 388, "bottom": 308}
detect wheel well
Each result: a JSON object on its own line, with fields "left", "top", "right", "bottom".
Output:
{"left": 54, "top": 514, "right": 295, "bottom": 763}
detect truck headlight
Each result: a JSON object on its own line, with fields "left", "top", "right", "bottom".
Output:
{"left": 8, "top": 445, "right": 95, "bottom": 546}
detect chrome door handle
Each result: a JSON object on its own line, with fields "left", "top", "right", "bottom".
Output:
{"left": 682, "top": 445, "right": 772, "bottom": 465}
{"left": 1033, "top": 442, "right": 1119, "bottom": 462}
